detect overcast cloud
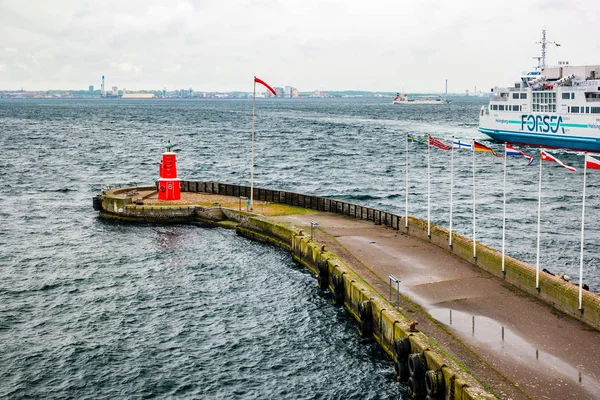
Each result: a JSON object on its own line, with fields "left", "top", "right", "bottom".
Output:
{"left": 0, "top": 0, "right": 598, "bottom": 93}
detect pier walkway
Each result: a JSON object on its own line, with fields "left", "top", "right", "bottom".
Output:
{"left": 274, "top": 212, "right": 600, "bottom": 400}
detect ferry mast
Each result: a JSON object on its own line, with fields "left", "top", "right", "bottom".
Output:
{"left": 535, "top": 28, "right": 560, "bottom": 69}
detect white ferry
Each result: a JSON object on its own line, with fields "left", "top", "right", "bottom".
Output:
{"left": 479, "top": 30, "right": 600, "bottom": 152}
{"left": 393, "top": 93, "right": 449, "bottom": 105}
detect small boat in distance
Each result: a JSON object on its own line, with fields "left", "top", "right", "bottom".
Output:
{"left": 479, "top": 29, "right": 600, "bottom": 152}
{"left": 393, "top": 93, "right": 449, "bottom": 105}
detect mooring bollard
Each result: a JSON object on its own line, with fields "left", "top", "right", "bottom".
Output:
{"left": 310, "top": 221, "right": 319, "bottom": 242}
{"left": 389, "top": 275, "right": 401, "bottom": 306}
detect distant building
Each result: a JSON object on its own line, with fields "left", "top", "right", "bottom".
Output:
{"left": 121, "top": 93, "right": 156, "bottom": 99}
{"left": 89, "top": 85, "right": 94, "bottom": 94}
{"left": 291, "top": 87, "right": 298, "bottom": 98}
{"left": 112, "top": 86, "right": 118, "bottom": 96}
{"left": 274, "top": 87, "right": 284, "bottom": 97}
{"left": 284, "top": 86, "right": 291, "bottom": 98}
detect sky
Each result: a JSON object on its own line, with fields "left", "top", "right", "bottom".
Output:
{"left": 1, "top": 0, "right": 599, "bottom": 93}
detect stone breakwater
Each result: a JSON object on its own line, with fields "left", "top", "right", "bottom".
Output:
{"left": 95, "top": 180, "right": 600, "bottom": 399}
{"left": 96, "top": 180, "right": 600, "bottom": 332}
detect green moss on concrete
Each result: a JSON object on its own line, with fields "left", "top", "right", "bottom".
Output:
{"left": 216, "top": 220, "right": 239, "bottom": 229}
{"left": 237, "top": 226, "right": 292, "bottom": 251}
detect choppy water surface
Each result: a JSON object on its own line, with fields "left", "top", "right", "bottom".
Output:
{"left": 1, "top": 97, "right": 598, "bottom": 398}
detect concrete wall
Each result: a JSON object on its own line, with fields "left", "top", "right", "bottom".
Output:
{"left": 99, "top": 186, "right": 196, "bottom": 223}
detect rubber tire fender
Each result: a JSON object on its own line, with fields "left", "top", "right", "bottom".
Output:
{"left": 425, "top": 369, "right": 444, "bottom": 398}
{"left": 393, "top": 337, "right": 412, "bottom": 361}
{"left": 395, "top": 360, "right": 410, "bottom": 382}
{"left": 408, "top": 352, "right": 428, "bottom": 379}
{"left": 407, "top": 376, "right": 426, "bottom": 399}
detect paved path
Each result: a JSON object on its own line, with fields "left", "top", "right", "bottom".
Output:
{"left": 275, "top": 213, "right": 600, "bottom": 400}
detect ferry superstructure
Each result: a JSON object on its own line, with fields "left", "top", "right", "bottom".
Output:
{"left": 479, "top": 30, "right": 600, "bottom": 152}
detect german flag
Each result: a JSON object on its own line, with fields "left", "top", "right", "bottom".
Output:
{"left": 473, "top": 141, "right": 499, "bottom": 157}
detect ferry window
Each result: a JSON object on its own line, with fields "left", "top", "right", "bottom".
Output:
{"left": 512, "top": 93, "right": 519, "bottom": 99}
{"left": 562, "top": 93, "right": 570, "bottom": 100}
{"left": 571, "top": 93, "right": 575, "bottom": 99}
{"left": 586, "top": 107, "right": 590, "bottom": 113}
{"left": 520, "top": 93, "right": 527, "bottom": 99}
{"left": 499, "top": 105, "right": 505, "bottom": 111}
{"left": 571, "top": 106, "right": 580, "bottom": 113}
{"left": 591, "top": 107, "right": 600, "bottom": 113}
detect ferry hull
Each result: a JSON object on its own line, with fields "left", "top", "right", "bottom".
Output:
{"left": 479, "top": 113, "right": 600, "bottom": 152}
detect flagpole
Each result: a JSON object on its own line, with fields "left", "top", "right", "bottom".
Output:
{"left": 405, "top": 132, "right": 408, "bottom": 230}
{"left": 427, "top": 135, "right": 431, "bottom": 238}
{"left": 536, "top": 148, "right": 543, "bottom": 291}
{"left": 502, "top": 143, "right": 507, "bottom": 275}
{"left": 579, "top": 153, "right": 587, "bottom": 310}
{"left": 449, "top": 136, "right": 454, "bottom": 247}
{"left": 251, "top": 77, "right": 256, "bottom": 209}
{"left": 472, "top": 138, "right": 476, "bottom": 259}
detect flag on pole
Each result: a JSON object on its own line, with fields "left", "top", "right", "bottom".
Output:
{"left": 407, "top": 134, "right": 427, "bottom": 144}
{"left": 473, "top": 141, "right": 499, "bottom": 156}
{"left": 428, "top": 135, "right": 452, "bottom": 150}
{"left": 585, "top": 153, "right": 600, "bottom": 169}
{"left": 453, "top": 139, "right": 472, "bottom": 149}
{"left": 540, "top": 150, "right": 576, "bottom": 172}
{"left": 506, "top": 145, "right": 535, "bottom": 166}
{"left": 254, "top": 76, "right": 277, "bottom": 95}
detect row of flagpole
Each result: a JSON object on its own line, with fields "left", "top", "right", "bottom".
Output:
{"left": 250, "top": 76, "right": 596, "bottom": 310}
{"left": 406, "top": 133, "right": 600, "bottom": 310}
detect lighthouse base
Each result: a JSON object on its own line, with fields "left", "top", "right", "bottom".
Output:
{"left": 158, "top": 179, "right": 181, "bottom": 201}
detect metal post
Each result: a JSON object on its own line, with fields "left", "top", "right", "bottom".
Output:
{"left": 389, "top": 275, "right": 400, "bottom": 305}
{"left": 310, "top": 221, "right": 319, "bottom": 242}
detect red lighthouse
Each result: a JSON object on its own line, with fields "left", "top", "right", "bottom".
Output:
{"left": 158, "top": 141, "right": 181, "bottom": 201}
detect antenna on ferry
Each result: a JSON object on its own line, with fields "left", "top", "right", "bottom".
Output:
{"left": 536, "top": 28, "right": 560, "bottom": 70}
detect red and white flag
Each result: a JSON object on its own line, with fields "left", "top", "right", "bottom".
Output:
{"left": 585, "top": 153, "right": 600, "bottom": 170}
{"left": 428, "top": 134, "right": 452, "bottom": 150}
{"left": 254, "top": 76, "right": 277, "bottom": 96}
{"left": 540, "top": 150, "right": 576, "bottom": 172}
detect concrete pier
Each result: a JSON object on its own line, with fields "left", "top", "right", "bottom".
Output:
{"left": 95, "top": 181, "right": 600, "bottom": 399}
